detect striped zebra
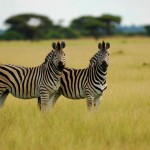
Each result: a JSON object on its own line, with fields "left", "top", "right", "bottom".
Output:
{"left": 0, "top": 41, "right": 66, "bottom": 111}
{"left": 38, "top": 41, "right": 110, "bottom": 111}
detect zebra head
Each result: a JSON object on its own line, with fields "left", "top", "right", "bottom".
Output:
{"left": 98, "top": 41, "right": 110, "bottom": 70}
{"left": 51, "top": 41, "right": 66, "bottom": 72}
{"left": 89, "top": 41, "right": 110, "bottom": 68}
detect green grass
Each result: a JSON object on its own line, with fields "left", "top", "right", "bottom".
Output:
{"left": 0, "top": 37, "right": 150, "bottom": 150}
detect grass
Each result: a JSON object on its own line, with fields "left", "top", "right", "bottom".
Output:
{"left": 0, "top": 37, "right": 150, "bottom": 150}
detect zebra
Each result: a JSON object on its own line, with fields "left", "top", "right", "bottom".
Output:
{"left": 38, "top": 41, "right": 110, "bottom": 111}
{"left": 0, "top": 41, "right": 66, "bottom": 111}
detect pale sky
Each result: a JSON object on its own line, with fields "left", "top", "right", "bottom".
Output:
{"left": 0, "top": 0, "right": 150, "bottom": 29}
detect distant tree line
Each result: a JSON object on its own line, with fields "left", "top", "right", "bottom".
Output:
{"left": 0, "top": 13, "right": 121, "bottom": 40}
{"left": 0, "top": 13, "right": 149, "bottom": 41}
{"left": 144, "top": 25, "right": 150, "bottom": 36}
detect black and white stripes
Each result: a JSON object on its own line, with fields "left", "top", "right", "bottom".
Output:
{"left": 0, "top": 41, "right": 66, "bottom": 111}
{"left": 0, "top": 40, "right": 110, "bottom": 112}
{"left": 45, "top": 41, "right": 110, "bottom": 111}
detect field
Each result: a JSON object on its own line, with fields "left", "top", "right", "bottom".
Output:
{"left": 0, "top": 37, "right": 150, "bottom": 150}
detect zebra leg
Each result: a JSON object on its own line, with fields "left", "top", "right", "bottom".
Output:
{"left": 47, "top": 94, "right": 56, "bottom": 110}
{"left": 0, "top": 90, "right": 9, "bottom": 108}
{"left": 39, "top": 91, "right": 50, "bottom": 111}
{"left": 38, "top": 97, "right": 41, "bottom": 110}
{"left": 38, "top": 91, "right": 61, "bottom": 110}
{"left": 94, "top": 95, "right": 102, "bottom": 111}
{"left": 86, "top": 94, "right": 94, "bottom": 111}
{"left": 52, "top": 90, "right": 61, "bottom": 107}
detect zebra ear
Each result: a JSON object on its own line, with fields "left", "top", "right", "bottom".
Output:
{"left": 102, "top": 41, "right": 105, "bottom": 49}
{"left": 61, "top": 41, "right": 66, "bottom": 49}
{"left": 106, "top": 42, "right": 110, "bottom": 49}
{"left": 52, "top": 42, "right": 57, "bottom": 49}
{"left": 98, "top": 43, "right": 102, "bottom": 49}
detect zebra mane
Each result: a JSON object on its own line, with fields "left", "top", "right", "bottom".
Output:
{"left": 44, "top": 49, "right": 54, "bottom": 64}
{"left": 89, "top": 50, "right": 100, "bottom": 67}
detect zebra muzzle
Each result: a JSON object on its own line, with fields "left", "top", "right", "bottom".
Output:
{"left": 58, "top": 61, "right": 65, "bottom": 72}
{"left": 101, "top": 61, "right": 108, "bottom": 71}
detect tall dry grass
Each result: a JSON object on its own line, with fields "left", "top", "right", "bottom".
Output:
{"left": 0, "top": 37, "right": 150, "bottom": 150}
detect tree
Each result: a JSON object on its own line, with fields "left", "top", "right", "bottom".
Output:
{"left": 5, "top": 13, "right": 53, "bottom": 40}
{"left": 98, "top": 14, "right": 121, "bottom": 35}
{"left": 84, "top": 20, "right": 105, "bottom": 39}
{"left": 70, "top": 16, "right": 105, "bottom": 39}
{"left": 70, "top": 16, "right": 93, "bottom": 36}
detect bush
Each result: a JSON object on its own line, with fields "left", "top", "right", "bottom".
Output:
{"left": 45, "top": 27, "right": 81, "bottom": 39}
{"left": 45, "top": 30, "right": 65, "bottom": 39}
{"left": 0, "top": 31, "right": 24, "bottom": 40}
{"left": 62, "top": 27, "right": 81, "bottom": 39}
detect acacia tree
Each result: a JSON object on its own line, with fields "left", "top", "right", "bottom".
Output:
{"left": 70, "top": 16, "right": 93, "bottom": 36}
{"left": 70, "top": 15, "right": 121, "bottom": 38}
{"left": 98, "top": 14, "right": 121, "bottom": 35}
{"left": 84, "top": 20, "right": 105, "bottom": 39}
{"left": 5, "top": 14, "right": 53, "bottom": 40}
{"left": 70, "top": 16, "right": 105, "bottom": 39}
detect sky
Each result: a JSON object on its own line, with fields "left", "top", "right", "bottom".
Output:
{"left": 0, "top": 0, "right": 150, "bottom": 29}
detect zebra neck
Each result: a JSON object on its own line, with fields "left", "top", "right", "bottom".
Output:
{"left": 93, "top": 64, "right": 107, "bottom": 80}
{"left": 46, "top": 61, "right": 62, "bottom": 78}
{"left": 97, "top": 63, "right": 107, "bottom": 74}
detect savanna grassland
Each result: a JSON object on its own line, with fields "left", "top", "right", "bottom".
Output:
{"left": 0, "top": 37, "right": 150, "bottom": 150}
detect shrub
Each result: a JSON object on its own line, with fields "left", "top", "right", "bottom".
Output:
{"left": 0, "top": 31, "right": 24, "bottom": 40}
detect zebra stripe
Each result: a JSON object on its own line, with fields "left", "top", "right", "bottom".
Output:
{"left": 46, "top": 41, "right": 110, "bottom": 111}
{"left": 0, "top": 41, "right": 66, "bottom": 111}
